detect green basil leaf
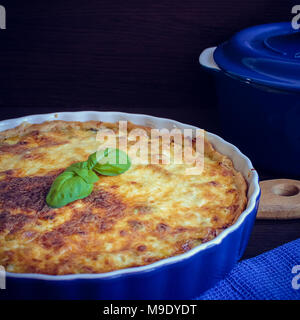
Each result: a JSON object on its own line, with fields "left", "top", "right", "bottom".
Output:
{"left": 74, "top": 168, "right": 99, "bottom": 184}
{"left": 66, "top": 161, "right": 88, "bottom": 170}
{"left": 87, "top": 152, "right": 98, "bottom": 170}
{"left": 65, "top": 162, "right": 99, "bottom": 184}
{"left": 46, "top": 149, "right": 130, "bottom": 208}
{"left": 90, "top": 148, "right": 131, "bottom": 176}
{"left": 46, "top": 172, "right": 93, "bottom": 208}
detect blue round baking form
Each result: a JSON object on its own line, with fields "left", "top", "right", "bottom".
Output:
{"left": 0, "top": 111, "right": 260, "bottom": 300}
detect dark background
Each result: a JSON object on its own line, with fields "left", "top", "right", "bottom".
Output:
{"left": 0, "top": 1, "right": 299, "bottom": 259}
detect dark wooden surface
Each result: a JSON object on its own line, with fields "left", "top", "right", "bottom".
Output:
{"left": 0, "top": 1, "right": 299, "bottom": 260}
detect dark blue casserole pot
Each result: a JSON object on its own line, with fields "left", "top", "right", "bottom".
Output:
{"left": 200, "top": 22, "right": 300, "bottom": 178}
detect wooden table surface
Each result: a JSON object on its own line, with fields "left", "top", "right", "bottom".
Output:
{"left": 0, "top": 1, "right": 299, "bottom": 260}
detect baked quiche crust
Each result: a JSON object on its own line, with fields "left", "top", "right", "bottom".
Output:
{"left": 0, "top": 120, "right": 247, "bottom": 274}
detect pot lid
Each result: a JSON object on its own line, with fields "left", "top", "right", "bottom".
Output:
{"left": 214, "top": 22, "right": 300, "bottom": 92}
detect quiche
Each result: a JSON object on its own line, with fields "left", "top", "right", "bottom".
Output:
{"left": 0, "top": 120, "right": 247, "bottom": 275}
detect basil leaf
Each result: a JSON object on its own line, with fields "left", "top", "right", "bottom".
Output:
{"left": 89, "top": 148, "right": 131, "bottom": 176}
{"left": 73, "top": 167, "right": 99, "bottom": 184}
{"left": 65, "top": 162, "right": 99, "bottom": 184}
{"left": 46, "top": 149, "right": 131, "bottom": 208}
{"left": 46, "top": 171, "right": 94, "bottom": 208}
{"left": 87, "top": 153, "right": 98, "bottom": 170}
{"left": 66, "top": 161, "right": 88, "bottom": 170}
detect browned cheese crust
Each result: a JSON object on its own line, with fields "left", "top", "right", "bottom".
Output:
{"left": 0, "top": 120, "right": 247, "bottom": 274}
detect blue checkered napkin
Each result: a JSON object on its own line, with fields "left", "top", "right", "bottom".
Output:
{"left": 196, "top": 238, "right": 300, "bottom": 300}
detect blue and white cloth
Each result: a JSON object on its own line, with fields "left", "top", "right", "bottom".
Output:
{"left": 196, "top": 238, "right": 300, "bottom": 300}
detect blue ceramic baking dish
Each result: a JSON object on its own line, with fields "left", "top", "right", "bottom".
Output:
{"left": 0, "top": 111, "right": 260, "bottom": 300}
{"left": 200, "top": 22, "right": 300, "bottom": 178}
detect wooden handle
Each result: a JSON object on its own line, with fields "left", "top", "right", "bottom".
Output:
{"left": 257, "top": 179, "right": 300, "bottom": 220}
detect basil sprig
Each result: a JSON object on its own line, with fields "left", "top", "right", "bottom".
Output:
{"left": 46, "top": 148, "right": 131, "bottom": 208}
{"left": 88, "top": 148, "right": 131, "bottom": 176}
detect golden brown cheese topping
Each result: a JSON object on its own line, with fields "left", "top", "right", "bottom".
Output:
{"left": 0, "top": 120, "right": 247, "bottom": 275}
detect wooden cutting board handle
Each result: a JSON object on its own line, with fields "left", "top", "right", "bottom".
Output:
{"left": 257, "top": 179, "right": 300, "bottom": 219}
